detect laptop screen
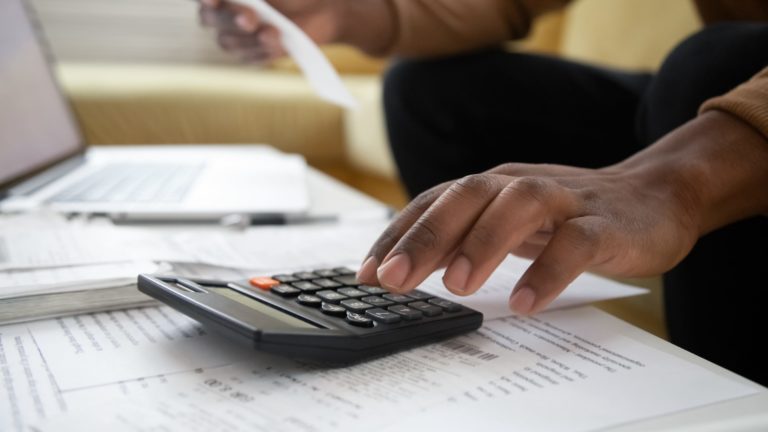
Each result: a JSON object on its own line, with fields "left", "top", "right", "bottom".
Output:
{"left": 0, "top": 0, "right": 83, "bottom": 190}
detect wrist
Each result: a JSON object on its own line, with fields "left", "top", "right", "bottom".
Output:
{"left": 615, "top": 111, "right": 768, "bottom": 237}
{"left": 335, "top": 0, "right": 397, "bottom": 56}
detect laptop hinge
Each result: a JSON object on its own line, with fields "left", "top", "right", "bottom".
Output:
{"left": 6, "top": 155, "right": 86, "bottom": 197}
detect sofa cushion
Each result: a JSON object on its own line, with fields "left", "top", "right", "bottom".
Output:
{"left": 560, "top": 0, "right": 702, "bottom": 70}
{"left": 57, "top": 63, "right": 346, "bottom": 165}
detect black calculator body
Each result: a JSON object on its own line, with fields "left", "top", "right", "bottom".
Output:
{"left": 138, "top": 268, "right": 483, "bottom": 363}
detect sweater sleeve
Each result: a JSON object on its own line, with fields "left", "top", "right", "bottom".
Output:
{"left": 385, "top": 0, "right": 570, "bottom": 57}
{"left": 700, "top": 67, "right": 768, "bottom": 139}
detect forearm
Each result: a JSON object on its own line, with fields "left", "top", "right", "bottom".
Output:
{"left": 336, "top": 0, "right": 398, "bottom": 56}
{"left": 339, "top": 0, "right": 570, "bottom": 58}
{"left": 613, "top": 110, "right": 768, "bottom": 236}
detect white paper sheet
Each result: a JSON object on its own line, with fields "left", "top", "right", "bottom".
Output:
{"left": 231, "top": 0, "right": 357, "bottom": 109}
{"left": 27, "top": 258, "right": 646, "bottom": 391}
{"left": 0, "top": 324, "right": 67, "bottom": 432}
{"left": 0, "top": 261, "right": 160, "bottom": 298}
{"left": 0, "top": 226, "right": 132, "bottom": 270}
{"left": 164, "top": 221, "right": 386, "bottom": 270}
{"left": 28, "top": 307, "right": 760, "bottom": 432}
{"left": 417, "top": 255, "right": 648, "bottom": 320}
{"left": 27, "top": 306, "right": 251, "bottom": 390}
{"left": 0, "top": 321, "right": 214, "bottom": 432}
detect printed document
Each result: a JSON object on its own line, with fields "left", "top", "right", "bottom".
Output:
{"left": 17, "top": 307, "right": 759, "bottom": 432}
{"left": 27, "top": 262, "right": 646, "bottom": 391}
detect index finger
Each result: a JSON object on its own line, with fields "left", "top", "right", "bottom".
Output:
{"left": 356, "top": 182, "right": 451, "bottom": 284}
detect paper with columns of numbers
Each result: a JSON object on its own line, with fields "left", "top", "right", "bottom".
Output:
{"left": 230, "top": 0, "right": 358, "bottom": 109}
{"left": 28, "top": 307, "right": 760, "bottom": 432}
{"left": 0, "top": 323, "right": 188, "bottom": 432}
{"left": 25, "top": 259, "right": 647, "bottom": 391}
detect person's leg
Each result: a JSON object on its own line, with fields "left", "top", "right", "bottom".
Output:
{"left": 638, "top": 23, "right": 768, "bottom": 386}
{"left": 383, "top": 50, "right": 651, "bottom": 197}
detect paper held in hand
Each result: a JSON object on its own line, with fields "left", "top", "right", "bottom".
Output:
{"left": 232, "top": 0, "right": 359, "bottom": 109}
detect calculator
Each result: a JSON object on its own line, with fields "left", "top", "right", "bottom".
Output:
{"left": 138, "top": 267, "right": 483, "bottom": 363}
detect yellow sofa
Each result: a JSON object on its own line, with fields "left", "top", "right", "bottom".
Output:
{"left": 53, "top": 0, "right": 703, "bottom": 337}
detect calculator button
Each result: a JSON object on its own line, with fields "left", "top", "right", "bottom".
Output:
{"left": 313, "top": 278, "right": 343, "bottom": 289}
{"left": 387, "top": 305, "right": 423, "bottom": 320}
{"left": 333, "top": 267, "right": 356, "bottom": 275}
{"left": 359, "top": 285, "right": 388, "bottom": 295}
{"left": 340, "top": 299, "right": 373, "bottom": 312}
{"left": 428, "top": 298, "right": 462, "bottom": 312}
{"left": 321, "top": 302, "right": 347, "bottom": 317}
{"left": 316, "top": 290, "right": 349, "bottom": 304}
{"left": 315, "top": 269, "right": 339, "bottom": 278}
{"left": 332, "top": 275, "right": 360, "bottom": 286}
{"left": 249, "top": 277, "right": 280, "bottom": 290}
{"left": 361, "top": 296, "right": 394, "bottom": 307}
{"left": 293, "top": 272, "right": 320, "bottom": 280}
{"left": 271, "top": 284, "right": 301, "bottom": 297}
{"left": 291, "top": 281, "right": 322, "bottom": 292}
{"left": 346, "top": 312, "right": 374, "bottom": 328}
{"left": 408, "top": 301, "right": 443, "bottom": 317}
{"left": 297, "top": 294, "right": 322, "bottom": 307}
{"left": 337, "top": 287, "right": 367, "bottom": 298}
{"left": 365, "top": 308, "right": 402, "bottom": 324}
{"left": 406, "top": 290, "right": 434, "bottom": 301}
{"left": 272, "top": 274, "right": 299, "bottom": 283}
{"left": 382, "top": 294, "right": 413, "bottom": 304}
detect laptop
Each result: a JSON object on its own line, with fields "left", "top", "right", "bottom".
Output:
{"left": 0, "top": 0, "right": 309, "bottom": 222}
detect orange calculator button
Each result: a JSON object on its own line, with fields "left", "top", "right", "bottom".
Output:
{"left": 249, "top": 277, "right": 280, "bottom": 290}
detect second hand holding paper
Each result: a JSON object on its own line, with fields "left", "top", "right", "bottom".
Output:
{"left": 231, "top": 0, "right": 358, "bottom": 109}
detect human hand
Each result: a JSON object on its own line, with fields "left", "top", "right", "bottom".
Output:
{"left": 199, "top": 0, "right": 345, "bottom": 63}
{"left": 356, "top": 160, "right": 703, "bottom": 316}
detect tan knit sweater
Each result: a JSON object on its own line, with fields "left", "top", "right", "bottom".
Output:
{"left": 386, "top": 0, "right": 768, "bottom": 139}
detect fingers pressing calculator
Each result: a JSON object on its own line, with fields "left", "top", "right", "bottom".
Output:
{"left": 138, "top": 267, "right": 483, "bottom": 363}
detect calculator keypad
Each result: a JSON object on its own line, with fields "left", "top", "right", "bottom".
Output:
{"left": 346, "top": 312, "right": 374, "bottom": 327}
{"left": 365, "top": 308, "right": 402, "bottom": 324}
{"left": 321, "top": 302, "right": 347, "bottom": 317}
{"left": 271, "top": 284, "right": 302, "bottom": 297}
{"left": 340, "top": 299, "right": 373, "bottom": 312}
{"left": 263, "top": 267, "right": 464, "bottom": 328}
{"left": 316, "top": 290, "right": 349, "bottom": 303}
{"left": 297, "top": 294, "right": 322, "bottom": 307}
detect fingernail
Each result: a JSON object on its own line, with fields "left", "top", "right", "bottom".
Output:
{"left": 443, "top": 255, "right": 472, "bottom": 294}
{"left": 356, "top": 256, "right": 378, "bottom": 283}
{"left": 236, "top": 14, "right": 255, "bottom": 32}
{"left": 509, "top": 286, "right": 536, "bottom": 315}
{"left": 377, "top": 254, "right": 411, "bottom": 291}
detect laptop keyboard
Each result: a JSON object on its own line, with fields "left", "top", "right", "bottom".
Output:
{"left": 49, "top": 163, "right": 204, "bottom": 203}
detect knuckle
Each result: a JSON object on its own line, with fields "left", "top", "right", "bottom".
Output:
{"left": 403, "top": 217, "right": 441, "bottom": 252}
{"left": 410, "top": 187, "right": 440, "bottom": 211}
{"left": 501, "top": 177, "right": 551, "bottom": 206}
{"left": 494, "top": 162, "right": 524, "bottom": 175}
{"left": 563, "top": 222, "right": 603, "bottom": 257}
{"left": 368, "top": 226, "right": 401, "bottom": 259}
{"left": 465, "top": 223, "right": 501, "bottom": 250}
{"left": 454, "top": 174, "right": 494, "bottom": 195}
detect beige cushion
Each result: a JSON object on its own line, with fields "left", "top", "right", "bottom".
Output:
{"left": 58, "top": 63, "right": 345, "bottom": 165}
{"left": 559, "top": 0, "right": 702, "bottom": 70}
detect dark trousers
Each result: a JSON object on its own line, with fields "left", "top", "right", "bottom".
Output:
{"left": 383, "top": 23, "right": 768, "bottom": 386}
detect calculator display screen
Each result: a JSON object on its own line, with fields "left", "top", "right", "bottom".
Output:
{"left": 210, "top": 288, "right": 319, "bottom": 329}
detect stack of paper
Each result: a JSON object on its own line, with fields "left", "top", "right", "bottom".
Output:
{"left": 1, "top": 303, "right": 762, "bottom": 432}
